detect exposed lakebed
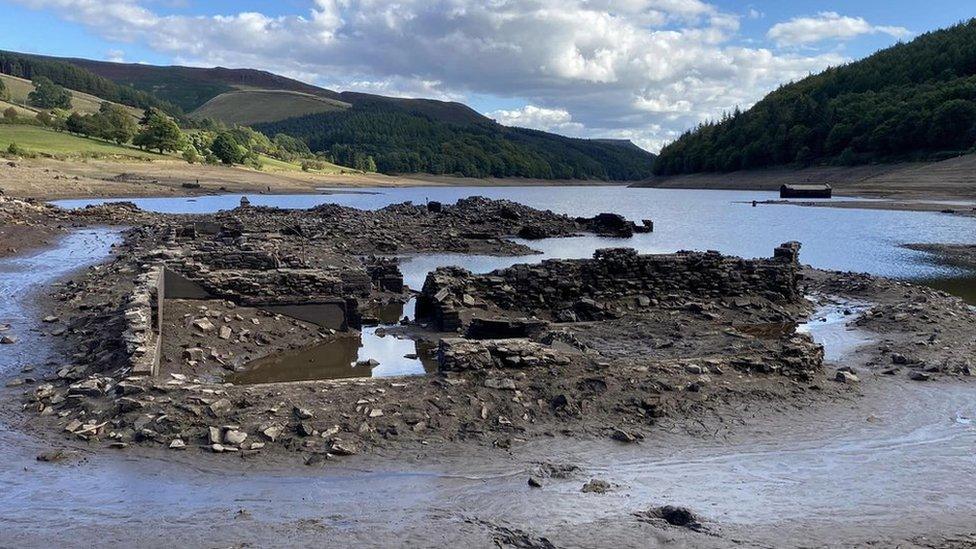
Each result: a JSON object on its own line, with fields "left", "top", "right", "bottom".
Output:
{"left": 53, "top": 187, "right": 976, "bottom": 384}
{"left": 2, "top": 188, "right": 974, "bottom": 546}
{"left": 2, "top": 230, "right": 975, "bottom": 547}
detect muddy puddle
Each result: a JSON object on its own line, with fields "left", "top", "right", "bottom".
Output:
{"left": 227, "top": 299, "right": 438, "bottom": 384}
{"left": 226, "top": 251, "right": 566, "bottom": 385}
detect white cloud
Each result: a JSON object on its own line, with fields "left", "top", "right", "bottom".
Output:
{"left": 767, "top": 11, "right": 912, "bottom": 47}
{"left": 488, "top": 105, "right": 585, "bottom": 134}
{"left": 105, "top": 49, "right": 125, "bottom": 62}
{"left": 12, "top": 0, "right": 854, "bottom": 152}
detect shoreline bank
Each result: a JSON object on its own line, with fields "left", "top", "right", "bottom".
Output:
{"left": 0, "top": 156, "right": 627, "bottom": 201}
{"left": 635, "top": 152, "right": 976, "bottom": 203}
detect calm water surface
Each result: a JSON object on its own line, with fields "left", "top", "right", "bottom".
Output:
{"left": 54, "top": 186, "right": 976, "bottom": 282}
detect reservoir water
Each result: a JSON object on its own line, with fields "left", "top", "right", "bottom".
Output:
{"left": 55, "top": 186, "right": 976, "bottom": 284}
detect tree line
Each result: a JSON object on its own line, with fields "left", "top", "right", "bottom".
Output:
{"left": 654, "top": 19, "right": 976, "bottom": 175}
{"left": 0, "top": 50, "right": 180, "bottom": 115}
{"left": 2, "top": 77, "right": 322, "bottom": 169}
{"left": 255, "top": 105, "right": 655, "bottom": 180}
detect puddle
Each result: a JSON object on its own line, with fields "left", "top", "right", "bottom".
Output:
{"left": 798, "top": 298, "right": 873, "bottom": 362}
{"left": 228, "top": 299, "right": 437, "bottom": 384}
{"left": 919, "top": 275, "right": 976, "bottom": 305}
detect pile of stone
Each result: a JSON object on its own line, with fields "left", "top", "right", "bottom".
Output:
{"left": 208, "top": 196, "right": 650, "bottom": 256}
{"left": 729, "top": 333, "right": 824, "bottom": 379}
{"left": 418, "top": 244, "right": 803, "bottom": 331}
{"left": 576, "top": 213, "right": 653, "bottom": 238}
{"left": 438, "top": 337, "right": 571, "bottom": 372}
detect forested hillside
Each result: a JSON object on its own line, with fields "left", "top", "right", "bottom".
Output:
{"left": 0, "top": 51, "right": 179, "bottom": 115}
{"left": 653, "top": 19, "right": 976, "bottom": 175}
{"left": 255, "top": 106, "right": 655, "bottom": 180}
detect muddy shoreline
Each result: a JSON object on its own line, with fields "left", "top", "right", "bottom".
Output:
{"left": 0, "top": 156, "right": 626, "bottom": 201}
{"left": 2, "top": 194, "right": 976, "bottom": 547}
{"left": 905, "top": 243, "right": 976, "bottom": 270}
{"left": 749, "top": 198, "right": 976, "bottom": 218}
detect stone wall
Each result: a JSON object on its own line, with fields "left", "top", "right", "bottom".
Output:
{"left": 125, "top": 265, "right": 164, "bottom": 377}
{"left": 418, "top": 243, "right": 802, "bottom": 331}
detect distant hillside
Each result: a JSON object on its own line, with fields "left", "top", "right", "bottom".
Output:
{"left": 1, "top": 50, "right": 655, "bottom": 180}
{"left": 192, "top": 90, "right": 350, "bottom": 126}
{"left": 58, "top": 57, "right": 335, "bottom": 112}
{"left": 592, "top": 139, "right": 649, "bottom": 154}
{"left": 256, "top": 106, "right": 656, "bottom": 180}
{"left": 0, "top": 73, "right": 142, "bottom": 119}
{"left": 0, "top": 50, "right": 179, "bottom": 114}
{"left": 654, "top": 19, "right": 976, "bottom": 176}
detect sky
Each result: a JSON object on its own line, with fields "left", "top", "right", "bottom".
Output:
{"left": 1, "top": 1, "right": 973, "bottom": 152}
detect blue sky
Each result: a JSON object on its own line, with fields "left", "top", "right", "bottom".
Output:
{"left": 1, "top": 1, "right": 972, "bottom": 150}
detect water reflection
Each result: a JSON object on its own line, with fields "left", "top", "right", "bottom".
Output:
{"left": 228, "top": 299, "right": 436, "bottom": 384}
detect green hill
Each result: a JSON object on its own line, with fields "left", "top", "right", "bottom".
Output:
{"left": 0, "top": 50, "right": 179, "bottom": 115}
{"left": 192, "top": 89, "right": 350, "bottom": 126}
{"left": 0, "top": 50, "right": 655, "bottom": 180}
{"left": 653, "top": 19, "right": 976, "bottom": 176}
{"left": 0, "top": 73, "right": 143, "bottom": 120}
{"left": 255, "top": 105, "right": 655, "bottom": 180}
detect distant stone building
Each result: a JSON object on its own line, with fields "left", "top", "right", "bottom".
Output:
{"left": 780, "top": 184, "right": 832, "bottom": 199}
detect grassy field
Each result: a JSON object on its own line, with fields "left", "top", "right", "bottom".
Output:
{"left": 0, "top": 74, "right": 143, "bottom": 119}
{"left": 0, "top": 99, "right": 36, "bottom": 117}
{"left": 0, "top": 124, "right": 162, "bottom": 159}
{"left": 257, "top": 154, "right": 352, "bottom": 175}
{"left": 192, "top": 89, "right": 349, "bottom": 125}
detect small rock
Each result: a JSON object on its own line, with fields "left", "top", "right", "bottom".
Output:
{"left": 484, "top": 378, "right": 517, "bottom": 390}
{"left": 835, "top": 370, "right": 859, "bottom": 383}
{"left": 891, "top": 353, "right": 908, "bottom": 365}
{"left": 224, "top": 430, "right": 248, "bottom": 445}
{"left": 184, "top": 347, "right": 206, "bottom": 362}
{"left": 909, "top": 370, "right": 931, "bottom": 381}
{"left": 42, "top": 316, "right": 59, "bottom": 323}
{"left": 262, "top": 425, "right": 283, "bottom": 442}
{"left": 209, "top": 398, "right": 232, "bottom": 416}
{"left": 642, "top": 505, "right": 701, "bottom": 528}
{"left": 329, "top": 442, "right": 357, "bottom": 456}
{"left": 581, "top": 479, "right": 612, "bottom": 493}
{"left": 294, "top": 406, "right": 314, "bottom": 419}
{"left": 218, "top": 326, "right": 232, "bottom": 340}
{"left": 36, "top": 450, "right": 72, "bottom": 462}
{"left": 528, "top": 477, "right": 543, "bottom": 488}
{"left": 610, "top": 428, "right": 638, "bottom": 443}
{"left": 193, "top": 318, "right": 216, "bottom": 332}
{"left": 169, "top": 439, "right": 186, "bottom": 450}
{"left": 0, "top": 335, "right": 17, "bottom": 345}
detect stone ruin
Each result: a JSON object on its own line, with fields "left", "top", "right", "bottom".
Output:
{"left": 120, "top": 224, "right": 407, "bottom": 377}
{"left": 417, "top": 242, "right": 804, "bottom": 331}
